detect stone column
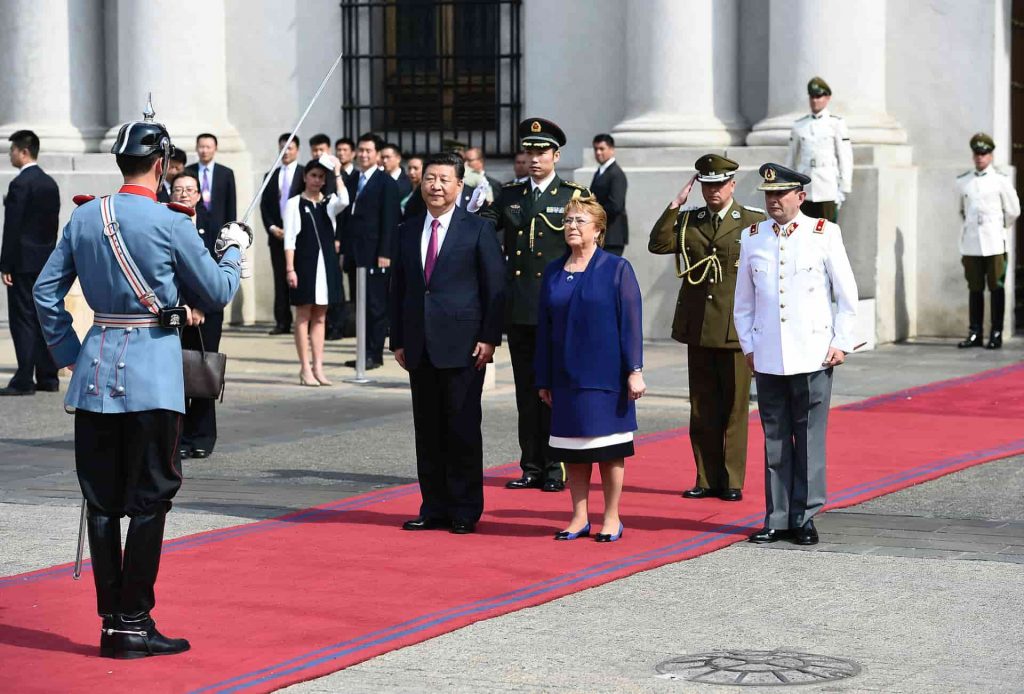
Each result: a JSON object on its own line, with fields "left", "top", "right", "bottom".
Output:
{"left": 746, "top": 0, "right": 906, "bottom": 145}
{"left": 612, "top": 0, "right": 746, "bottom": 146}
{"left": 102, "top": 0, "right": 245, "bottom": 152}
{"left": 0, "top": 0, "right": 106, "bottom": 152}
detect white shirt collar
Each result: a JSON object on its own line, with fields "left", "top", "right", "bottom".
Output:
{"left": 359, "top": 165, "right": 377, "bottom": 181}
{"left": 18, "top": 161, "right": 38, "bottom": 173}
{"left": 811, "top": 107, "right": 829, "bottom": 120}
{"left": 389, "top": 168, "right": 402, "bottom": 181}
{"left": 531, "top": 170, "right": 556, "bottom": 194}
{"left": 597, "top": 157, "right": 616, "bottom": 176}
{"left": 343, "top": 162, "right": 354, "bottom": 175}
{"left": 199, "top": 160, "right": 215, "bottom": 173}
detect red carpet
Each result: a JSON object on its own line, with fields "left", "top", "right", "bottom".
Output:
{"left": 2, "top": 364, "right": 1024, "bottom": 693}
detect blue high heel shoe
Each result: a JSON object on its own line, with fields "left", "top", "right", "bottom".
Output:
{"left": 554, "top": 523, "right": 591, "bottom": 541}
{"left": 595, "top": 523, "right": 624, "bottom": 543}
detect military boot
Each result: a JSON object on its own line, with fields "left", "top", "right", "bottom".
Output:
{"left": 957, "top": 291, "right": 984, "bottom": 348}
{"left": 87, "top": 510, "right": 123, "bottom": 658}
{"left": 105, "top": 613, "right": 190, "bottom": 659}
{"left": 986, "top": 288, "right": 1005, "bottom": 349}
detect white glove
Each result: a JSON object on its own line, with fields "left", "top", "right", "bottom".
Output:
{"left": 215, "top": 221, "right": 254, "bottom": 256}
{"left": 836, "top": 190, "right": 846, "bottom": 210}
{"left": 478, "top": 177, "right": 494, "bottom": 203}
{"left": 467, "top": 185, "right": 488, "bottom": 213}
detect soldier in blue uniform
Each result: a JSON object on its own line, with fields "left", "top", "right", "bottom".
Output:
{"left": 33, "top": 104, "right": 252, "bottom": 659}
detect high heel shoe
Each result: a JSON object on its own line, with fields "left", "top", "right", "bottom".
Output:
{"left": 554, "top": 523, "right": 591, "bottom": 541}
{"left": 299, "top": 371, "right": 320, "bottom": 387}
{"left": 314, "top": 373, "right": 333, "bottom": 386}
{"left": 594, "top": 523, "right": 624, "bottom": 543}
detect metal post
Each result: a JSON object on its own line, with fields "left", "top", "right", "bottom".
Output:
{"left": 344, "top": 266, "right": 374, "bottom": 384}
{"left": 73, "top": 499, "right": 87, "bottom": 580}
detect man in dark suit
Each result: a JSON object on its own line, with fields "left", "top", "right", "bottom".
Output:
{"left": 339, "top": 133, "right": 401, "bottom": 369}
{"left": 465, "top": 147, "right": 502, "bottom": 199}
{"left": 391, "top": 152, "right": 505, "bottom": 534}
{"left": 259, "top": 133, "right": 304, "bottom": 335}
{"left": 157, "top": 149, "right": 187, "bottom": 203}
{"left": 1, "top": 130, "right": 60, "bottom": 395}
{"left": 186, "top": 133, "right": 236, "bottom": 232}
{"left": 382, "top": 143, "right": 413, "bottom": 201}
{"left": 590, "top": 134, "right": 629, "bottom": 256}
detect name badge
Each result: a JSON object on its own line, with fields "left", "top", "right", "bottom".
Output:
{"left": 546, "top": 206, "right": 565, "bottom": 214}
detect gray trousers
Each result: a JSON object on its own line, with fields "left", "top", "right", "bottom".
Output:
{"left": 754, "top": 368, "right": 833, "bottom": 529}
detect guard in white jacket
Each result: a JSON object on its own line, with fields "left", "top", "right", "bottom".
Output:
{"left": 787, "top": 76, "right": 853, "bottom": 223}
{"left": 734, "top": 163, "right": 859, "bottom": 547}
{"left": 955, "top": 133, "right": 1020, "bottom": 349}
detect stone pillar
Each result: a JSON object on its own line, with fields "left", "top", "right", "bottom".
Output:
{"left": 0, "top": 0, "right": 106, "bottom": 152}
{"left": 612, "top": 0, "right": 746, "bottom": 146}
{"left": 102, "top": 0, "right": 245, "bottom": 153}
{"left": 746, "top": 0, "right": 906, "bottom": 145}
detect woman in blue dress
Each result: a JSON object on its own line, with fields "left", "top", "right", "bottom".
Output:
{"left": 535, "top": 197, "right": 646, "bottom": 543}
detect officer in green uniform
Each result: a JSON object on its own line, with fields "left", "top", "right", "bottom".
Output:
{"left": 480, "top": 118, "right": 592, "bottom": 492}
{"left": 648, "top": 154, "right": 766, "bottom": 501}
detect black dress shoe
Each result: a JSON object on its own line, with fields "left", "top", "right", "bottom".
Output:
{"left": 506, "top": 475, "right": 542, "bottom": 490}
{"left": 267, "top": 326, "right": 291, "bottom": 335}
{"left": 105, "top": 613, "right": 190, "bottom": 659}
{"left": 681, "top": 486, "right": 719, "bottom": 499}
{"left": 986, "top": 331, "right": 1003, "bottom": 349}
{"left": 366, "top": 360, "right": 382, "bottom": 370}
{"left": 35, "top": 383, "right": 60, "bottom": 392}
{"left": 957, "top": 331, "right": 983, "bottom": 348}
{"left": 450, "top": 520, "right": 476, "bottom": 534}
{"left": 179, "top": 447, "right": 191, "bottom": 460}
{"left": 0, "top": 386, "right": 34, "bottom": 396}
{"left": 719, "top": 488, "right": 743, "bottom": 502}
{"left": 793, "top": 520, "right": 819, "bottom": 545}
{"left": 325, "top": 331, "right": 344, "bottom": 341}
{"left": 402, "top": 516, "right": 449, "bottom": 531}
{"left": 748, "top": 527, "right": 790, "bottom": 543}
{"left": 542, "top": 479, "right": 565, "bottom": 492}
{"left": 190, "top": 448, "right": 210, "bottom": 459}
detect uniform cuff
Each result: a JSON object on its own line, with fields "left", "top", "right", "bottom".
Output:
{"left": 48, "top": 333, "right": 82, "bottom": 369}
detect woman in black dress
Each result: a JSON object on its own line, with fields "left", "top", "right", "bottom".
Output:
{"left": 284, "top": 156, "right": 349, "bottom": 385}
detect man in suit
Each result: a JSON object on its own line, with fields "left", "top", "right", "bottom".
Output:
{"left": 186, "top": 133, "right": 236, "bottom": 232}
{"left": 260, "top": 133, "right": 304, "bottom": 335}
{"left": 309, "top": 133, "right": 335, "bottom": 197}
{"left": 382, "top": 143, "right": 413, "bottom": 202}
{"left": 480, "top": 118, "right": 592, "bottom": 492}
{"left": 391, "top": 152, "right": 505, "bottom": 534}
{"left": 648, "top": 154, "right": 767, "bottom": 501}
{"left": 590, "top": 134, "right": 629, "bottom": 256}
{"left": 1, "top": 130, "right": 60, "bottom": 396}
{"left": 339, "top": 132, "right": 401, "bottom": 369}
{"left": 464, "top": 147, "right": 501, "bottom": 203}
{"left": 157, "top": 149, "right": 186, "bottom": 203}
{"left": 508, "top": 150, "right": 530, "bottom": 184}
{"left": 335, "top": 137, "right": 356, "bottom": 184}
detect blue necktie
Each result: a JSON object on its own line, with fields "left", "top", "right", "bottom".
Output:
{"left": 357, "top": 173, "right": 367, "bottom": 197}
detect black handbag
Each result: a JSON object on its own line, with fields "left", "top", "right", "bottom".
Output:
{"left": 182, "top": 327, "right": 227, "bottom": 401}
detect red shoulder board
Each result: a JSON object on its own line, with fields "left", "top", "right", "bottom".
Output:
{"left": 748, "top": 222, "right": 758, "bottom": 236}
{"left": 814, "top": 218, "right": 826, "bottom": 234}
{"left": 72, "top": 194, "right": 96, "bottom": 206}
{"left": 164, "top": 202, "right": 196, "bottom": 218}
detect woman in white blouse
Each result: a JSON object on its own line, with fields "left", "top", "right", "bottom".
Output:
{"left": 284, "top": 155, "right": 349, "bottom": 385}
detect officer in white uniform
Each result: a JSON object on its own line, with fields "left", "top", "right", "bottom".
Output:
{"left": 734, "top": 163, "right": 859, "bottom": 546}
{"left": 787, "top": 76, "right": 853, "bottom": 223}
{"left": 955, "top": 132, "right": 1020, "bottom": 349}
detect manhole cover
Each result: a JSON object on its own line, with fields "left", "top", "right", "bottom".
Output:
{"left": 656, "top": 649, "right": 861, "bottom": 686}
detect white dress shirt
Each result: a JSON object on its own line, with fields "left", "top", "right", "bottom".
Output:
{"left": 595, "top": 157, "right": 616, "bottom": 178}
{"left": 531, "top": 170, "right": 556, "bottom": 196}
{"left": 421, "top": 205, "right": 456, "bottom": 268}
{"left": 279, "top": 160, "right": 298, "bottom": 196}
{"left": 197, "top": 160, "right": 216, "bottom": 207}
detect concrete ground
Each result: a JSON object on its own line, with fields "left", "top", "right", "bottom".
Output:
{"left": 1, "top": 326, "right": 1021, "bottom": 693}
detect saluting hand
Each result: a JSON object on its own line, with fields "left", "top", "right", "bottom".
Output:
{"left": 670, "top": 174, "right": 699, "bottom": 210}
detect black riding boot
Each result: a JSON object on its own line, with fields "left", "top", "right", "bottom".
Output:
{"left": 987, "top": 288, "right": 1005, "bottom": 349}
{"left": 86, "top": 510, "right": 122, "bottom": 657}
{"left": 119, "top": 509, "right": 167, "bottom": 617}
{"left": 958, "top": 291, "right": 984, "bottom": 348}
{"left": 105, "top": 612, "right": 191, "bottom": 659}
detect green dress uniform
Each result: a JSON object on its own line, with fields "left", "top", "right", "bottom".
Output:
{"left": 479, "top": 118, "right": 592, "bottom": 489}
{"left": 648, "top": 154, "right": 766, "bottom": 496}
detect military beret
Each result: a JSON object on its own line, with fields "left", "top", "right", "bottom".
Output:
{"left": 519, "top": 118, "right": 566, "bottom": 150}
{"left": 807, "top": 76, "right": 832, "bottom": 97}
{"left": 695, "top": 153, "right": 739, "bottom": 183}
{"left": 757, "top": 163, "right": 811, "bottom": 191}
{"left": 970, "top": 132, "right": 995, "bottom": 154}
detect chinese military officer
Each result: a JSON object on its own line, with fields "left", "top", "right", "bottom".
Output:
{"left": 480, "top": 118, "right": 591, "bottom": 492}
{"left": 734, "top": 163, "right": 859, "bottom": 546}
{"left": 787, "top": 76, "right": 853, "bottom": 222}
{"left": 648, "top": 154, "right": 766, "bottom": 501}
{"left": 955, "top": 132, "right": 1020, "bottom": 349}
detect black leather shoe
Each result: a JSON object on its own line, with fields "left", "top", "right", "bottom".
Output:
{"left": 542, "top": 479, "right": 565, "bottom": 492}
{"left": 267, "top": 325, "right": 290, "bottom": 335}
{"left": 986, "top": 331, "right": 1003, "bottom": 349}
{"left": 0, "top": 386, "right": 34, "bottom": 396}
{"left": 178, "top": 447, "right": 191, "bottom": 460}
{"left": 505, "top": 475, "right": 542, "bottom": 490}
{"left": 748, "top": 527, "right": 790, "bottom": 543}
{"left": 402, "top": 516, "right": 449, "bottom": 531}
{"left": 450, "top": 520, "right": 476, "bottom": 534}
{"left": 190, "top": 449, "right": 210, "bottom": 459}
{"left": 719, "top": 488, "right": 743, "bottom": 502}
{"left": 681, "top": 486, "right": 718, "bottom": 499}
{"left": 325, "top": 330, "right": 344, "bottom": 341}
{"left": 957, "top": 331, "right": 983, "bottom": 348}
{"left": 35, "top": 383, "right": 60, "bottom": 392}
{"left": 793, "top": 520, "right": 819, "bottom": 545}
{"left": 344, "top": 359, "right": 383, "bottom": 369}
{"left": 106, "top": 613, "right": 190, "bottom": 659}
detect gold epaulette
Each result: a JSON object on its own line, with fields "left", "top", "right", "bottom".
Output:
{"left": 562, "top": 180, "right": 592, "bottom": 200}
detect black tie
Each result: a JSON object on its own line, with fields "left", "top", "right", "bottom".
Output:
{"left": 712, "top": 214, "right": 721, "bottom": 233}
{"left": 533, "top": 186, "right": 542, "bottom": 201}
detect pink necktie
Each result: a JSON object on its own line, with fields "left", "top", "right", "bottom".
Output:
{"left": 202, "top": 168, "right": 211, "bottom": 207}
{"left": 424, "top": 219, "right": 440, "bottom": 284}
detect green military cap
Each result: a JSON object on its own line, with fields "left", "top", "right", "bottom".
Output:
{"left": 970, "top": 132, "right": 995, "bottom": 154}
{"left": 807, "top": 76, "right": 832, "bottom": 97}
{"left": 442, "top": 138, "right": 468, "bottom": 153}
{"left": 757, "top": 162, "right": 811, "bottom": 191}
{"left": 695, "top": 153, "right": 739, "bottom": 183}
{"left": 519, "top": 118, "right": 566, "bottom": 150}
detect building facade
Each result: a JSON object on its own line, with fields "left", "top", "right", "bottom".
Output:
{"left": 0, "top": 0, "right": 1016, "bottom": 341}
